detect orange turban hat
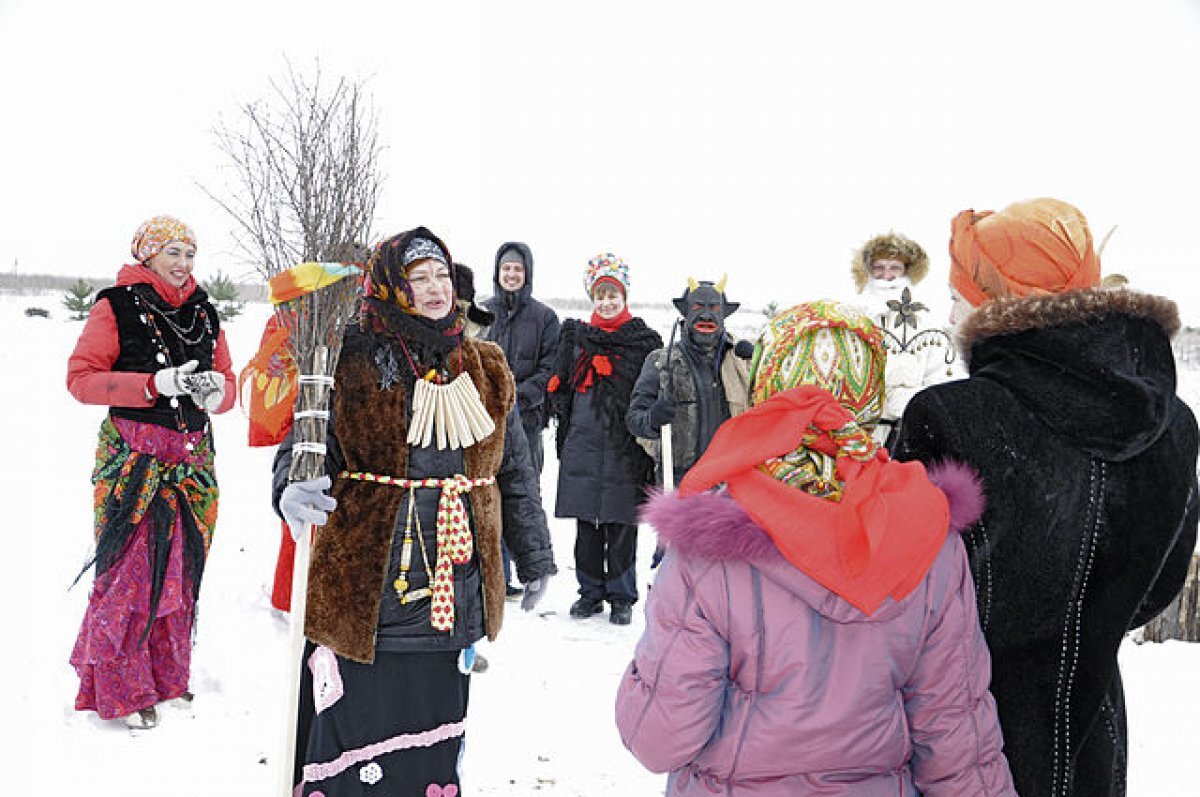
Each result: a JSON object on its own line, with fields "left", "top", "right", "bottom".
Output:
{"left": 949, "top": 197, "right": 1100, "bottom": 307}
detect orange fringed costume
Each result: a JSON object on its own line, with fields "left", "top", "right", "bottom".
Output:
{"left": 239, "top": 313, "right": 299, "bottom": 611}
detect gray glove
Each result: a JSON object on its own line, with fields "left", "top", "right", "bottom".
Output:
{"left": 279, "top": 475, "right": 337, "bottom": 541}
{"left": 520, "top": 576, "right": 548, "bottom": 612}
{"left": 182, "top": 371, "right": 226, "bottom": 412}
{"left": 153, "top": 359, "right": 198, "bottom": 397}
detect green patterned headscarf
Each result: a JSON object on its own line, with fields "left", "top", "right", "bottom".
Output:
{"left": 749, "top": 301, "right": 886, "bottom": 499}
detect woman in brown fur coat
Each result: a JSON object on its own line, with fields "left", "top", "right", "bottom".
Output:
{"left": 274, "top": 226, "right": 557, "bottom": 796}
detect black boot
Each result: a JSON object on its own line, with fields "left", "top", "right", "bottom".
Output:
{"left": 569, "top": 597, "right": 604, "bottom": 618}
{"left": 609, "top": 602, "right": 633, "bottom": 625}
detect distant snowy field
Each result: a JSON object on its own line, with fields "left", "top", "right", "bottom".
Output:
{"left": 4, "top": 291, "right": 1198, "bottom": 796}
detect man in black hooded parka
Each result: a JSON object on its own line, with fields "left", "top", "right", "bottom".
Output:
{"left": 483, "top": 242, "right": 561, "bottom": 593}
{"left": 893, "top": 198, "right": 1198, "bottom": 797}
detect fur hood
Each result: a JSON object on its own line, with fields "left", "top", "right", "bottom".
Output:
{"left": 851, "top": 231, "right": 930, "bottom": 292}
{"left": 958, "top": 286, "right": 1180, "bottom": 356}
{"left": 643, "top": 461, "right": 983, "bottom": 622}
{"left": 960, "top": 287, "right": 1182, "bottom": 462}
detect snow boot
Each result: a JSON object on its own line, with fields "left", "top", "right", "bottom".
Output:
{"left": 609, "top": 603, "right": 633, "bottom": 626}
{"left": 569, "top": 597, "right": 604, "bottom": 618}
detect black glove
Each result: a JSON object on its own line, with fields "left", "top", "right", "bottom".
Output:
{"left": 648, "top": 398, "right": 677, "bottom": 430}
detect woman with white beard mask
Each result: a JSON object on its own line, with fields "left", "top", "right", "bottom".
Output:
{"left": 850, "top": 232, "right": 960, "bottom": 449}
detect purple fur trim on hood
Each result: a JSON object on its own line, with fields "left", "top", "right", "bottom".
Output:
{"left": 641, "top": 460, "right": 984, "bottom": 562}
{"left": 925, "top": 460, "right": 985, "bottom": 533}
{"left": 642, "top": 488, "right": 778, "bottom": 561}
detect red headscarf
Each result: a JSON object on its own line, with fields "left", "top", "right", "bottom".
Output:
{"left": 950, "top": 197, "right": 1100, "bottom": 306}
{"left": 679, "top": 385, "right": 948, "bottom": 615}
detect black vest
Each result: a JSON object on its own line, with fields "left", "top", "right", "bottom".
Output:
{"left": 99, "top": 283, "right": 220, "bottom": 432}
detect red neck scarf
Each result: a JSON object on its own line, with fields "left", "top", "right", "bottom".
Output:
{"left": 679, "top": 386, "right": 949, "bottom": 614}
{"left": 116, "top": 264, "right": 197, "bottom": 308}
{"left": 590, "top": 307, "right": 632, "bottom": 332}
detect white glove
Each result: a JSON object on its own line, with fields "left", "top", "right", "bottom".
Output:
{"left": 279, "top": 475, "right": 337, "bottom": 541}
{"left": 182, "top": 371, "right": 226, "bottom": 412}
{"left": 153, "top": 360, "right": 198, "bottom": 397}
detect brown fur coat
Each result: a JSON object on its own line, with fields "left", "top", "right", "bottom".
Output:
{"left": 305, "top": 336, "right": 515, "bottom": 663}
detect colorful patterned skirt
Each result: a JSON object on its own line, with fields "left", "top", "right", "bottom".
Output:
{"left": 295, "top": 643, "right": 474, "bottom": 796}
{"left": 70, "top": 416, "right": 217, "bottom": 720}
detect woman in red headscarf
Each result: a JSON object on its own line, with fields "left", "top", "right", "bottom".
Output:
{"left": 895, "top": 198, "right": 1198, "bottom": 797}
{"left": 66, "top": 215, "right": 237, "bottom": 730}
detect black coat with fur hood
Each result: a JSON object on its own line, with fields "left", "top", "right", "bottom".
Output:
{"left": 894, "top": 287, "right": 1198, "bottom": 797}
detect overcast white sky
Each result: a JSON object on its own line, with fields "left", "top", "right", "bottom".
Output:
{"left": 3, "top": 0, "right": 1199, "bottom": 321}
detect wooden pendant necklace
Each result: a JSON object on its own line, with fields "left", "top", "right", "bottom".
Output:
{"left": 396, "top": 338, "right": 495, "bottom": 450}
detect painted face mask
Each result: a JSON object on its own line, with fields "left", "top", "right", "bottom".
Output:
{"left": 673, "top": 278, "right": 739, "bottom": 351}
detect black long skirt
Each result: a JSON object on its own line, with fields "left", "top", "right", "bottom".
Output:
{"left": 294, "top": 642, "right": 473, "bottom": 796}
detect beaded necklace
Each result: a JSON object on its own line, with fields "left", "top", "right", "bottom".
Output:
{"left": 129, "top": 287, "right": 215, "bottom": 448}
{"left": 393, "top": 484, "right": 435, "bottom": 604}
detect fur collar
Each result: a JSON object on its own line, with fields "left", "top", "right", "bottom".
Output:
{"left": 959, "top": 288, "right": 1179, "bottom": 366}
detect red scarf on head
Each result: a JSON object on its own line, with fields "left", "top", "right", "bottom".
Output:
{"left": 679, "top": 385, "right": 949, "bottom": 615}
{"left": 590, "top": 307, "right": 632, "bottom": 331}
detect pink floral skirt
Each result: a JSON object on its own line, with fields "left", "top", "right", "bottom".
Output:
{"left": 70, "top": 511, "right": 194, "bottom": 719}
{"left": 70, "top": 417, "right": 210, "bottom": 720}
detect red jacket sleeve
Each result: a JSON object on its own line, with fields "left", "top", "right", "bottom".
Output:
{"left": 66, "top": 298, "right": 156, "bottom": 408}
{"left": 66, "top": 299, "right": 238, "bottom": 414}
{"left": 210, "top": 329, "right": 237, "bottom": 414}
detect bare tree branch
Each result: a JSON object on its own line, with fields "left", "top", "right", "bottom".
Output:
{"left": 200, "top": 60, "right": 384, "bottom": 279}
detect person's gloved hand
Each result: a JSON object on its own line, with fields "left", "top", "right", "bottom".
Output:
{"left": 648, "top": 397, "right": 677, "bottom": 430}
{"left": 182, "top": 370, "right": 226, "bottom": 412}
{"left": 153, "top": 359, "right": 199, "bottom": 397}
{"left": 520, "top": 576, "right": 548, "bottom": 612}
{"left": 279, "top": 475, "right": 337, "bottom": 541}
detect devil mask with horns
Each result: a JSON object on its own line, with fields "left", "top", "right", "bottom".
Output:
{"left": 673, "top": 276, "right": 739, "bottom": 352}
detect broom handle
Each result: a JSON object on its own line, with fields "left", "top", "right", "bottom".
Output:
{"left": 277, "top": 522, "right": 313, "bottom": 796}
{"left": 661, "top": 424, "right": 674, "bottom": 491}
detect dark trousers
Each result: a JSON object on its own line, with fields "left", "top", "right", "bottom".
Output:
{"left": 502, "top": 414, "right": 546, "bottom": 585}
{"left": 523, "top": 414, "right": 545, "bottom": 476}
{"left": 574, "top": 520, "right": 638, "bottom": 605}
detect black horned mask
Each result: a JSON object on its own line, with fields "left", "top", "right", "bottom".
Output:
{"left": 673, "top": 276, "right": 739, "bottom": 350}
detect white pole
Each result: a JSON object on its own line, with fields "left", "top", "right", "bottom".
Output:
{"left": 276, "top": 522, "right": 313, "bottom": 796}
{"left": 661, "top": 424, "right": 674, "bottom": 491}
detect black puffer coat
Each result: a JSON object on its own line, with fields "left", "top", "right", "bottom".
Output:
{"left": 482, "top": 242, "right": 561, "bottom": 428}
{"left": 893, "top": 288, "right": 1198, "bottom": 797}
{"left": 550, "top": 317, "right": 661, "bottom": 525}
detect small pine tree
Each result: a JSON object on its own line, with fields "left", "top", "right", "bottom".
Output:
{"left": 202, "top": 271, "right": 245, "bottom": 321}
{"left": 63, "top": 278, "right": 96, "bottom": 321}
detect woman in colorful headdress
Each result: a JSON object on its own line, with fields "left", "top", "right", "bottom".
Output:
{"left": 894, "top": 198, "right": 1198, "bottom": 797}
{"left": 615, "top": 300, "right": 1016, "bottom": 796}
{"left": 65, "top": 214, "right": 237, "bottom": 730}
{"left": 547, "top": 253, "right": 663, "bottom": 625}
{"left": 271, "top": 226, "right": 557, "bottom": 796}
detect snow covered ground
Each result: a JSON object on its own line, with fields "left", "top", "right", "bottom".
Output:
{"left": 5, "top": 291, "right": 1198, "bottom": 796}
